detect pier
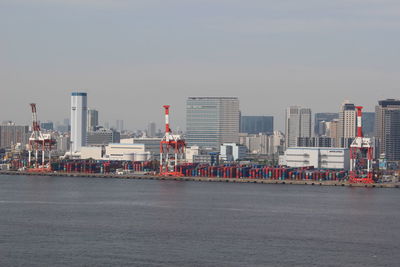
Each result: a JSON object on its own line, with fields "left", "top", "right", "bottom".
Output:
{"left": 1, "top": 171, "right": 399, "bottom": 188}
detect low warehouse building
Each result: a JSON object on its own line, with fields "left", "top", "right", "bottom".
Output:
{"left": 279, "top": 147, "right": 350, "bottom": 170}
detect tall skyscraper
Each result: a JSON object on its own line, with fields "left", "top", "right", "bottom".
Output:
{"left": 147, "top": 122, "right": 156, "bottom": 137}
{"left": 240, "top": 116, "right": 274, "bottom": 134}
{"left": 362, "top": 112, "right": 375, "bottom": 137}
{"left": 375, "top": 99, "right": 400, "bottom": 160}
{"left": 285, "top": 106, "right": 312, "bottom": 147}
{"left": 314, "top": 113, "right": 339, "bottom": 136}
{"left": 186, "top": 97, "right": 240, "bottom": 148}
{"left": 87, "top": 109, "right": 99, "bottom": 132}
{"left": 71, "top": 92, "right": 87, "bottom": 153}
{"left": 337, "top": 101, "right": 356, "bottom": 148}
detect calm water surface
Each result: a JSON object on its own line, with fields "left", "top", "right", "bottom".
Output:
{"left": 0, "top": 175, "right": 399, "bottom": 266}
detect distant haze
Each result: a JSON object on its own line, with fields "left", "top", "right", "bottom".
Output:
{"left": 1, "top": 0, "right": 399, "bottom": 131}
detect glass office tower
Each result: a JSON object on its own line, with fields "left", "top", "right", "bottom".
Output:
{"left": 240, "top": 116, "right": 274, "bottom": 134}
{"left": 186, "top": 97, "right": 240, "bottom": 149}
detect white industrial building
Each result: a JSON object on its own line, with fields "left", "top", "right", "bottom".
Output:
{"left": 79, "top": 143, "right": 151, "bottom": 161}
{"left": 185, "top": 146, "right": 220, "bottom": 164}
{"left": 220, "top": 143, "right": 247, "bottom": 162}
{"left": 185, "top": 146, "right": 201, "bottom": 163}
{"left": 106, "top": 143, "right": 151, "bottom": 161}
{"left": 77, "top": 138, "right": 160, "bottom": 161}
{"left": 279, "top": 147, "right": 350, "bottom": 170}
{"left": 120, "top": 137, "right": 161, "bottom": 156}
{"left": 70, "top": 92, "right": 87, "bottom": 153}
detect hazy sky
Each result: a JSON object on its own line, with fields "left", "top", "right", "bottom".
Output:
{"left": 1, "top": 0, "right": 399, "bottom": 131}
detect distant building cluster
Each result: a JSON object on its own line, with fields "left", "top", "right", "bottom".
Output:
{"left": 1, "top": 92, "right": 400, "bottom": 171}
{"left": 0, "top": 122, "right": 29, "bottom": 149}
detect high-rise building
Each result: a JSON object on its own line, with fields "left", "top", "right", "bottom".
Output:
{"left": 362, "top": 112, "right": 375, "bottom": 137}
{"left": 285, "top": 106, "right": 312, "bottom": 147}
{"left": 327, "top": 119, "right": 339, "bottom": 147}
{"left": 0, "top": 122, "right": 29, "bottom": 149}
{"left": 314, "top": 113, "right": 339, "bottom": 136}
{"left": 147, "top": 122, "right": 156, "bottom": 137}
{"left": 186, "top": 97, "right": 240, "bottom": 149}
{"left": 375, "top": 99, "right": 400, "bottom": 161}
{"left": 337, "top": 101, "right": 357, "bottom": 148}
{"left": 272, "top": 131, "right": 285, "bottom": 155}
{"left": 56, "top": 134, "right": 70, "bottom": 152}
{"left": 240, "top": 116, "right": 274, "bottom": 134}
{"left": 87, "top": 109, "right": 99, "bottom": 132}
{"left": 70, "top": 92, "right": 87, "bottom": 153}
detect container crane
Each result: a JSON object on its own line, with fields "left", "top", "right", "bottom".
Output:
{"left": 349, "top": 106, "right": 374, "bottom": 183}
{"left": 28, "top": 103, "right": 56, "bottom": 172}
{"left": 159, "top": 105, "right": 186, "bottom": 176}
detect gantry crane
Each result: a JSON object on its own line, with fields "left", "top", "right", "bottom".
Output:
{"left": 159, "top": 105, "right": 186, "bottom": 176}
{"left": 28, "top": 103, "right": 56, "bottom": 172}
{"left": 349, "top": 106, "right": 374, "bottom": 183}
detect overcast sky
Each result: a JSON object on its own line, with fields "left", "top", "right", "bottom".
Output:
{"left": 1, "top": 0, "right": 399, "bottom": 131}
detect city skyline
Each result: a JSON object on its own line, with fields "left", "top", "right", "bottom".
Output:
{"left": 0, "top": 92, "right": 384, "bottom": 132}
{"left": 1, "top": 0, "right": 399, "bottom": 130}
{"left": 1, "top": 2, "right": 399, "bottom": 266}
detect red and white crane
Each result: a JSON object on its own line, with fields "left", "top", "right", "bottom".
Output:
{"left": 28, "top": 103, "right": 56, "bottom": 171}
{"left": 159, "top": 105, "right": 186, "bottom": 176}
{"left": 349, "top": 106, "right": 374, "bottom": 183}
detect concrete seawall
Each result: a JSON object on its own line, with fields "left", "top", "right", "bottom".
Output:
{"left": 0, "top": 171, "right": 399, "bottom": 188}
